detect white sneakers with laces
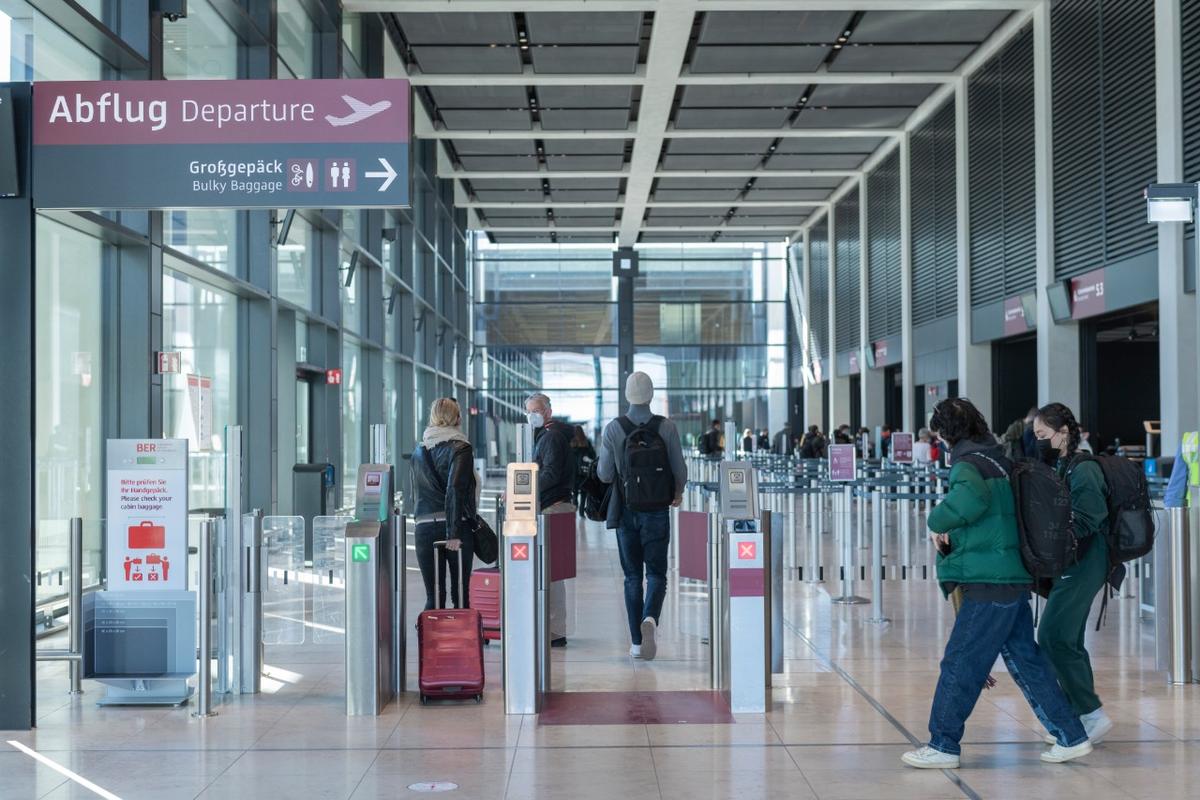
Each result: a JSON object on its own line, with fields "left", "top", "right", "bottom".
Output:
{"left": 1043, "top": 709, "right": 1113, "bottom": 745}
{"left": 900, "top": 746, "right": 960, "bottom": 769}
{"left": 629, "top": 644, "right": 642, "bottom": 658}
{"left": 1040, "top": 739, "right": 1094, "bottom": 763}
{"left": 640, "top": 617, "right": 658, "bottom": 661}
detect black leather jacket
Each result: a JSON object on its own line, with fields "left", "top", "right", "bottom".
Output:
{"left": 411, "top": 440, "right": 477, "bottom": 541}
{"left": 533, "top": 420, "right": 574, "bottom": 508}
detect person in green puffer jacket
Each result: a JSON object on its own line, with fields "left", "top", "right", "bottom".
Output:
{"left": 1032, "top": 402, "right": 1114, "bottom": 746}
{"left": 902, "top": 398, "right": 1091, "bottom": 771}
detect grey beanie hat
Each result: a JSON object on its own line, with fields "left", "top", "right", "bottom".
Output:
{"left": 626, "top": 371, "right": 654, "bottom": 404}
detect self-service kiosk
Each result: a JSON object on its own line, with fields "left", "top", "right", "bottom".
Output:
{"left": 502, "top": 462, "right": 550, "bottom": 715}
{"left": 345, "top": 463, "right": 399, "bottom": 716}
{"left": 717, "top": 461, "right": 771, "bottom": 713}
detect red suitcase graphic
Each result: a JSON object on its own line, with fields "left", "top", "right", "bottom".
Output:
{"left": 470, "top": 567, "right": 501, "bottom": 642}
{"left": 418, "top": 542, "right": 485, "bottom": 705}
{"left": 128, "top": 521, "right": 165, "bottom": 549}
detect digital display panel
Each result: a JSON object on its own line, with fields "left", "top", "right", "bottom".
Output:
{"left": 514, "top": 470, "right": 532, "bottom": 495}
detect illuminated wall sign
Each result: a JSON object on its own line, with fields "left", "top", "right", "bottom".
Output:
{"left": 32, "top": 79, "right": 410, "bottom": 210}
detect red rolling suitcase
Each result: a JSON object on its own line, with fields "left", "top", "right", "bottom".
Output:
{"left": 418, "top": 543, "right": 485, "bottom": 704}
{"left": 470, "top": 567, "right": 501, "bottom": 642}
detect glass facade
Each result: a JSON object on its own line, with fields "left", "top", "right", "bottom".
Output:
{"left": 475, "top": 241, "right": 790, "bottom": 450}
{"left": 21, "top": 4, "right": 473, "bottom": 637}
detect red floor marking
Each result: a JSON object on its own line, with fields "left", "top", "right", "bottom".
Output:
{"left": 537, "top": 691, "right": 735, "bottom": 726}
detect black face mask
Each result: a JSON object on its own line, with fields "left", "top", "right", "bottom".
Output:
{"left": 1035, "top": 437, "right": 1059, "bottom": 464}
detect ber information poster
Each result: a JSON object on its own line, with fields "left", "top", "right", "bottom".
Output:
{"left": 891, "top": 432, "right": 914, "bottom": 464}
{"left": 829, "top": 444, "right": 857, "bottom": 482}
{"left": 106, "top": 439, "right": 189, "bottom": 591}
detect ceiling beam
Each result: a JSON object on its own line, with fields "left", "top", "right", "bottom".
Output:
{"left": 443, "top": 168, "right": 858, "bottom": 180}
{"left": 349, "top": 0, "right": 1034, "bottom": 11}
{"left": 676, "top": 70, "right": 956, "bottom": 86}
{"left": 409, "top": 68, "right": 956, "bottom": 87}
{"left": 467, "top": 200, "right": 825, "bottom": 208}
{"left": 420, "top": 124, "right": 899, "bottom": 139}
{"left": 482, "top": 224, "right": 803, "bottom": 233}
{"left": 616, "top": 0, "right": 696, "bottom": 248}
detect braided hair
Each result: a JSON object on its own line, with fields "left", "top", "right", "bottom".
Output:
{"left": 1035, "top": 402, "right": 1082, "bottom": 456}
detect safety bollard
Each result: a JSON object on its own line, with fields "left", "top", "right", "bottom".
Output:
{"left": 1164, "top": 507, "right": 1192, "bottom": 685}
{"left": 832, "top": 486, "right": 867, "bottom": 604}
{"left": 867, "top": 491, "right": 889, "bottom": 624}
{"left": 193, "top": 519, "right": 218, "bottom": 718}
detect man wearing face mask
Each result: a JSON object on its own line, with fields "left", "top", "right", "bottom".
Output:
{"left": 525, "top": 392, "right": 575, "bottom": 646}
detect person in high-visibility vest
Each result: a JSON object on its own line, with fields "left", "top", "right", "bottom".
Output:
{"left": 1164, "top": 431, "right": 1200, "bottom": 508}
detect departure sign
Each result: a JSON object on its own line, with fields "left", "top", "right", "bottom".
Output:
{"left": 31, "top": 79, "right": 410, "bottom": 210}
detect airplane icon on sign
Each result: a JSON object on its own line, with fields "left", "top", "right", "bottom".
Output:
{"left": 325, "top": 95, "right": 392, "bottom": 127}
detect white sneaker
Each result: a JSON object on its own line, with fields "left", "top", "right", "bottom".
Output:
{"left": 640, "top": 617, "right": 658, "bottom": 661}
{"left": 1043, "top": 710, "right": 1112, "bottom": 745}
{"left": 1082, "top": 709, "right": 1113, "bottom": 744}
{"left": 901, "top": 746, "right": 960, "bottom": 769}
{"left": 630, "top": 644, "right": 642, "bottom": 658}
{"left": 1040, "top": 739, "right": 1093, "bottom": 763}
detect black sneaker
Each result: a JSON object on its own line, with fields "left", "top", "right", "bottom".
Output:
{"left": 551, "top": 637, "right": 568, "bottom": 648}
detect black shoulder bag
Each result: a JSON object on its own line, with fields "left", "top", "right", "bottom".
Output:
{"left": 420, "top": 444, "right": 498, "bottom": 565}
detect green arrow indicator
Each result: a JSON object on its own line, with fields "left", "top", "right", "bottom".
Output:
{"left": 351, "top": 543, "right": 371, "bottom": 563}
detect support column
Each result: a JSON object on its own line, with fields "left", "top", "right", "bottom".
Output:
{"left": 0, "top": 82, "right": 34, "bottom": 730}
{"left": 859, "top": 176, "right": 885, "bottom": 428}
{"left": 1034, "top": 2, "right": 1080, "bottom": 409}
{"left": 955, "top": 78, "right": 993, "bottom": 420}
{"left": 613, "top": 248, "right": 637, "bottom": 409}
{"left": 801, "top": 230, "right": 824, "bottom": 428}
{"left": 1155, "top": 0, "right": 1199, "bottom": 451}
{"left": 828, "top": 213, "right": 851, "bottom": 431}
{"left": 899, "top": 134, "right": 915, "bottom": 432}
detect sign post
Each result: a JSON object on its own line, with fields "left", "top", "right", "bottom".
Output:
{"left": 32, "top": 79, "right": 411, "bottom": 209}
{"left": 828, "top": 444, "right": 857, "bottom": 482}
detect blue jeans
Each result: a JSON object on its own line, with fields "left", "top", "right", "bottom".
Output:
{"left": 929, "top": 592, "right": 1087, "bottom": 756}
{"left": 616, "top": 507, "right": 671, "bottom": 645}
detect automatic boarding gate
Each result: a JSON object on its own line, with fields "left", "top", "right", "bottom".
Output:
{"left": 499, "top": 459, "right": 773, "bottom": 715}
{"left": 343, "top": 462, "right": 406, "bottom": 715}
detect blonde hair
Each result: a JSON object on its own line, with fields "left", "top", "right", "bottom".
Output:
{"left": 428, "top": 397, "right": 461, "bottom": 428}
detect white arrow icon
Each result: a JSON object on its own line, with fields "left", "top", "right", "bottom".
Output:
{"left": 364, "top": 158, "right": 397, "bottom": 192}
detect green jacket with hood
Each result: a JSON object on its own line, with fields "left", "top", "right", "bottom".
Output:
{"left": 929, "top": 438, "right": 1032, "bottom": 595}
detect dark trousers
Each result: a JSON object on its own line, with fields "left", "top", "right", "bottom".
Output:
{"left": 1038, "top": 536, "right": 1108, "bottom": 716}
{"left": 615, "top": 507, "right": 670, "bottom": 645}
{"left": 929, "top": 592, "right": 1087, "bottom": 755}
{"left": 415, "top": 522, "right": 473, "bottom": 610}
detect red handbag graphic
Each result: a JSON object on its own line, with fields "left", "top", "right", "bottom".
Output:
{"left": 128, "top": 521, "right": 166, "bottom": 549}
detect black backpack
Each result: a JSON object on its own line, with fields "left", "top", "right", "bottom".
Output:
{"left": 578, "top": 461, "right": 612, "bottom": 522}
{"left": 1068, "top": 453, "right": 1156, "bottom": 565}
{"left": 617, "top": 416, "right": 675, "bottom": 512}
{"left": 964, "top": 452, "right": 1078, "bottom": 579}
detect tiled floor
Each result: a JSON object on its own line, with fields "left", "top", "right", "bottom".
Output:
{"left": 5, "top": 501, "right": 1200, "bottom": 799}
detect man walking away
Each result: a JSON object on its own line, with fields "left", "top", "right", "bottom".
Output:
{"left": 525, "top": 392, "right": 575, "bottom": 647}
{"left": 773, "top": 423, "right": 793, "bottom": 456}
{"left": 699, "top": 419, "right": 723, "bottom": 460}
{"left": 598, "top": 372, "right": 688, "bottom": 660}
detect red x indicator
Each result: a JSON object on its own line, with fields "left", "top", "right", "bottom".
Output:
{"left": 511, "top": 543, "right": 529, "bottom": 562}
{"left": 738, "top": 542, "right": 757, "bottom": 560}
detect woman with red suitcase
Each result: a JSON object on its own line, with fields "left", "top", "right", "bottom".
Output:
{"left": 411, "top": 397, "right": 478, "bottom": 610}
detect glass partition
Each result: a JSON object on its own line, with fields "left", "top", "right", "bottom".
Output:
{"left": 262, "top": 516, "right": 306, "bottom": 646}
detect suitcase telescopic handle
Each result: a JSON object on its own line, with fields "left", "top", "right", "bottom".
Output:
{"left": 432, "top": 540, "right": 465, "bottom": 610}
